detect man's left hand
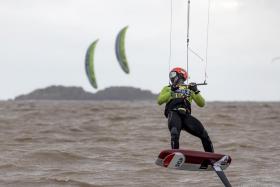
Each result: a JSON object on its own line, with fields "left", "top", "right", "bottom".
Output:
{"left": 188, "top": 82, "right": 200, "bottom": 94}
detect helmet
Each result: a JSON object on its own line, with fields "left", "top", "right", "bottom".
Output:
{"left": 169, "top": 67, "right": 188, "bottom": 85}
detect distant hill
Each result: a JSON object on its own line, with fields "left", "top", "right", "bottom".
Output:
{"left": 14, "top": 86, "right": 157, "bottom": 101}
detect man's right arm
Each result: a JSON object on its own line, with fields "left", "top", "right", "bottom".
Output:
{"left": 157, "top": 86, "right": 171, "bottom": 105}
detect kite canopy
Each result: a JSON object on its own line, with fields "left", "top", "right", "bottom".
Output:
{"left": 85, "top": 39, "right": 99, "bottom": 89}
{"left": 115, "top": 26, "right": 130, "bottom": 74}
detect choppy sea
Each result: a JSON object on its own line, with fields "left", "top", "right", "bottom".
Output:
{"left": 0, "top": 101, "right": 279, "bottom": 187}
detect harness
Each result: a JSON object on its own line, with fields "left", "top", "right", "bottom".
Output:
{"left": 164, "top": 97, "right": 191, "bottom": 118}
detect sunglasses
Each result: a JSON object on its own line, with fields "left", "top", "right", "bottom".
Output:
{"left": 169, "top": 71, "right": 177, "bottom": 79}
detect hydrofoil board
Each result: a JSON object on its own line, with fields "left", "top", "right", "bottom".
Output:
{"left": 155, "top": 149, "right": 232, "bottom": 187}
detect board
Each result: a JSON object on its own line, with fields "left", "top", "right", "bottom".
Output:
{"left": 155, "top": 149, "right": 231, "bottom": 171}
{"left": 155, "top": 149, "right": 232, "bottom": 187}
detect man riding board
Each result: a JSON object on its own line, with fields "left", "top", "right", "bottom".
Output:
{"left": 157, "top": 67, "right": 214, "bottom": 152}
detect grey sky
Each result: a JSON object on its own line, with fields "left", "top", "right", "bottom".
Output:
{"left": 0, "top": 0, "right": 279, "bottom": 101}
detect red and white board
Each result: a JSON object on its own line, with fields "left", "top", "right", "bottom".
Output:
{"left": 155, "top": 149, "right": 231, "bottom": 171}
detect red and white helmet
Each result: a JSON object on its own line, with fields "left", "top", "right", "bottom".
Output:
{"left": 169, "top": 67, "right": 188, "bottom": 84}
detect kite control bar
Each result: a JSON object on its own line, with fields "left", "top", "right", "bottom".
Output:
{"left": 187, "top": 81, "right": 208, "bottom": 86}
{"left": 195, "top": 82, "right": 208, "bottom": 86}
{"left": 171, "top": 81, "right": 208, "bottom": 88}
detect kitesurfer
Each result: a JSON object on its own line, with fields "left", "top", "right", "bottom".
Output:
{"left": 157, "top": 67, "right": 214, "bottom": 152}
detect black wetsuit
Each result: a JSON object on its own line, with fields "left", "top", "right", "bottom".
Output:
{"left": 166, "top": 99, "right": 214, "bottom": 152}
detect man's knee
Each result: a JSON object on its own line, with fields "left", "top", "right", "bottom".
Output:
{"left": 171, "top": 127, "right": 179, "bottom": 138}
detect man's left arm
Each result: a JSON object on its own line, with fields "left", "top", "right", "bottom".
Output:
{"left": 191, "top": 92, "right": 205, "bottom": 107}
{"left": 188, "top": 83, "right": 205, "bottom": 107}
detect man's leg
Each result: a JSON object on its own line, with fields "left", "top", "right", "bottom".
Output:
{"left": 183, "top": 115, "right": 214, "bottom": 152}
{"left": 168, "top": 111, "right": 182, "bottom": 149}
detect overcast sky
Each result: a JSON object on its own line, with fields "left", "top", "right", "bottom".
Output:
{"left": 0, "top": 0, "right": 279, "bottom": 101}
